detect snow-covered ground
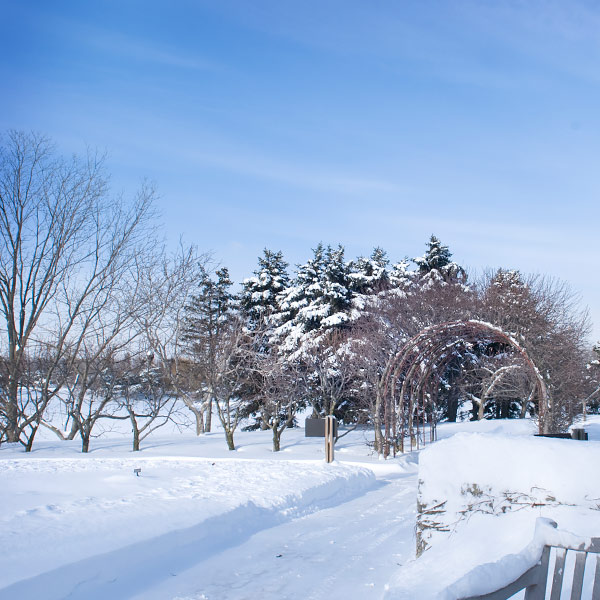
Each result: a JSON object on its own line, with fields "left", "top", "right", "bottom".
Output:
{"left": 1, "top": 416, "right": 599, "bottom": 599}
{"left": 0, "top": 423, "right": 416, "bottom": 600}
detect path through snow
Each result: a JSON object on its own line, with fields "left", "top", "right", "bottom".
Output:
{"left": 137, "top": 461, "right": 418, "bottom": 600}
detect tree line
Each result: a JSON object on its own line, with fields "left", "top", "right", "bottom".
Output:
{"left": 1, "top": 131, "right": 598, "bottom": 454}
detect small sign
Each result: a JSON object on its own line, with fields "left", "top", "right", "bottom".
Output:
{"left": 305, "top": 418, "right": 338, "bottom": 438}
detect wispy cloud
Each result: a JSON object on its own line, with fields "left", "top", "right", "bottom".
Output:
{"left": 72, "top": 27, "right": 221, "bottom": 72}
{"left": 189, "top": 148, "right": 403, "bottom": 195}
{"left": 146, "top": 133, "right": 404, "bottom": 196}
{"left": 214, "top": 0, "right": 600, "bottom": 87}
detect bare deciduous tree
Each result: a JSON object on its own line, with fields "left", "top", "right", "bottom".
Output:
{"left": 477, "top": 269, "right": 592, "bottom": 432}
{"left": 134, "top": 244, "right": 209, "bottom": 436}
{"left": 211, "top": 316, "right": 254, "bottom": 451}
{"left": 249, "top": 340, "right": 303, "bottom": 452}
{"left": 41, "top": 347, "right": 123, "bottom": 452}
{"left": 0, "top": 130, "right": 154, "bottom": 449}
{"left": 118, "top": 353, "right": 180, "bottom": 452}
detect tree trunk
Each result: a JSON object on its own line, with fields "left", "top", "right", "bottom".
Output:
{"left": 206, "top": 399, "right": 212, "bottom": 432}
{"left": 543, "top": 394, "right": 553, "bottom": 434}
{"left": 24, "top": 425, "right": 38, "bottom": 452}
{"left": 373, "top": 388, "right": 384, "bottom": 454}
{"left": 446, "top": 388, "right": 459, "bottom": 422}
{"left": 192, "top": 408, "right": 205, "bottom": 436}
{"left": 5, "top": 376, "right": 20, "bottom": 443}
{"left": 272, "top": 425, "right": 280, "bottom": 452}
{"left": 129, "top": 411, "right": 141, "bottom": 451}
{"left": 520, "top": 401, "right": 527, "bottom": 419}
{"left": 81, "top": 422, "right": 91, "bottom": 453}
{"left": 224, "top": 429, "right": 235, "bottom": 451}
{"left": 133, "top": 428, "right": 140, "bottom": 451}
{"left": 521, "top": 387, "right": 534, "bottom": 419}
{"left": 478, "top": 397, "right": 486, "bottom": 420}
{"left": 408, "top": 403, "right": 416, "bottom": 449}
{"left": 67, "top": 420, "right": 80, "bottom": 440}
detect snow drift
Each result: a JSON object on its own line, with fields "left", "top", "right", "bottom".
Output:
{"left": 385, "top": 430, "right": 600, "bottom": 599}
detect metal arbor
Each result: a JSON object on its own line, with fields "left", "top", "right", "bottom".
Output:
{"left": 380, "top": 320, "right": 548, "bottom": 457}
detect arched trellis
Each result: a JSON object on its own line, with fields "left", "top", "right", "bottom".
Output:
{"left": 380, "top": 320, "right": 549, "bottom": 457}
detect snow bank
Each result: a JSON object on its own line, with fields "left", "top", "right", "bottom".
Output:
{"left": 417, "top": 432, "right": 600, "bottom": 551}
{"left": 436, "top": 416, "right": 537, "bottom": 439}
{"left": 385, "top": 430, "right": 600, "bottom": 600}
{"left": 445, "top": 431, "right": 598, "bottom": 497}
{"left": 0, "top": 456, "right": 374, "bottom": 599}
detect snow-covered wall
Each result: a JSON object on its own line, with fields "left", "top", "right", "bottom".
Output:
{"left": 417, "top": 432, "right": 600, "bottom": 554}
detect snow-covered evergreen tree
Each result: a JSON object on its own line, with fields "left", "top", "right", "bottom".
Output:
{"left": 238, "top": 250, "right": 292, "bottom": 431}
{"left": 276, "top": 242, "right": 326, "bottom": 336}
{"left": 414, "top": 235, "right": 451, "bottom": 273}
{"left": 586, "top": 344, "right": 600, "bottom": 414}
{"left": 319, "top": 244, "right": 352, "bottom": 327}
{"left": 275, "top": 244, "right": 355, "bottom": 356}
{"left": 240, "top": 249, "right": 289, "bottom": 329}
{"left": 348, "top": 247, "right": 389, "bottom": 295}
{"left": 413, "top": 235, "right": 466, "bottom": 284}
{"left": 389, "top": 258, "right": 414, "bottom": 291}
{"left": 592, "top": 344, "right": 600, "bottom": 368}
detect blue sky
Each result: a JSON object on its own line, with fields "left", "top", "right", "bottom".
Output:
{"left": 2, "top": 0, "right": 599, "bottom": 339}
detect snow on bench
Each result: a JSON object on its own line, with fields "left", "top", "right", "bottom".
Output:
{"left": 456, "top": 518, "right": 600, "bottom": 600}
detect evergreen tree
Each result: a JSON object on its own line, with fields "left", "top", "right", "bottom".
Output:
{"left": 320, "top": 244, "right": 352, "bottom": 323}
{"left": 348, "top": 247, "right": 389, "bottom": 295}
{"left": 181, "top": 267, "right": 234, "bottom": 432}
{"left": 413, "top": 235, "right": 466, "bottom": 283}
{"left": 276, "top": 243, "right": 327, "bottom": 336}
{"left": 280, "top": 244, "right": 352, "bottom": 338}
{"left": 239, "top": 250, "right": 290, "bottom": 431}
{"left": 586, "top": 344, "right": 600, "bottom": 414}
{"left": 389, "top": 258, "right": 414, "bottom": 290}
{"left": 273, "top": 243, "right": 358, "bottom": 363}
{"left": 402, "top": 236, "right": 469, "bottom": 420}
{"left": 183, "top": 267, "right": 234, "bottom": 352}
{"left": 414, "top": 235, "right": 451, "bottom": 273}
{"left": 240, "top": 249, "right": 289, "bottom": 329}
